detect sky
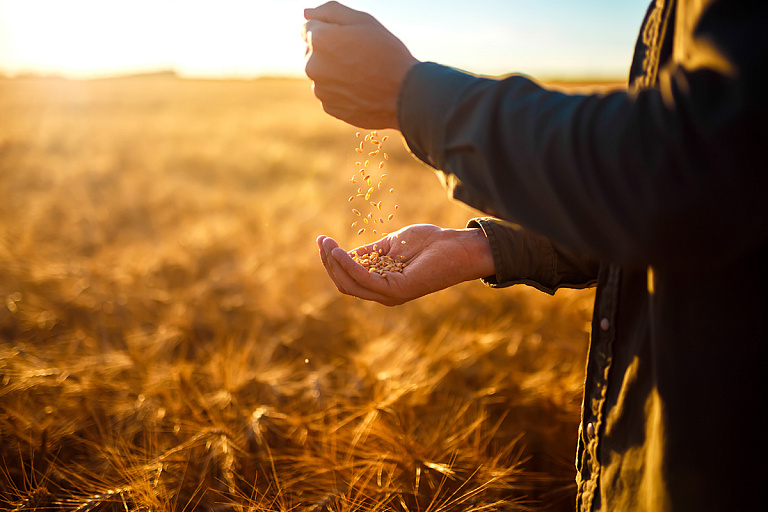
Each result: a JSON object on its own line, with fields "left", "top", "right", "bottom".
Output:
{"left": 0, "top": 0, "right": 651, "bottom": 80}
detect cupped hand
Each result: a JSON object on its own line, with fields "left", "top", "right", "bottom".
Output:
{"left": 302, "top": 1, "right": 419, "bottom": 129}
{"left": 316, "top": 224, "right": 495, "bottom": 306}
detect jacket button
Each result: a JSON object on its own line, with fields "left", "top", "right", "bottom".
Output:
{"left": 586, "top": 422, "right": 596, "bottom": 440}
{"left": 600, "top": 318, "right": 611, "bottom": 331}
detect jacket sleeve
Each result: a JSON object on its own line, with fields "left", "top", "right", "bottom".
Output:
{"left": 397, "top": 0, "right": 768, "bottom": 271}
{"left": 467, "top": 217, "right": 599, "bottom": 294}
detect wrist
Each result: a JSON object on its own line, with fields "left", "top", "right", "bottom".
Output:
{"left": 391, "top": 57, "right": 419, "bottom": 130}
{"left": 457, "top": 228, "right": 496, "bottom": 281}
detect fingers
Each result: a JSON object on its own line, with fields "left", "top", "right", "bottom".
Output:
{"left": 317, "top": 235, "right": 350, "bottom": 295}
{"left": 304, "top": 2, "right": 368, "bottom": 25}
{"left": 316, "top": 235, "right": 402, "bottom": 305}
{"left": 329, "top": 247, "right": 404, "bottom": 305}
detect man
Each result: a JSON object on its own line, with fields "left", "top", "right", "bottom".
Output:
{"left": 302, "top": 1, "right": 768, "bottom": 510}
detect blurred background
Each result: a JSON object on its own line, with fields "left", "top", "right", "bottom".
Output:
{"left": 0, "top": 0, "right": 650, "bottom": 80}
{"left": 0, "top": 1, "right": 640, "bottom": 510}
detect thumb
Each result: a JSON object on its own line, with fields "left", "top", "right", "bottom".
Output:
{"left": 304, "top": 1, "right": 368, "bottom": 24}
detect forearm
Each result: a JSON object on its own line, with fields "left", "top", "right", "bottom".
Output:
{"left": 398, "top": 1, "right": 768, "bottom": 271}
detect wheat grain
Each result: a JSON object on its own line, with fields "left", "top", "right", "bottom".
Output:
{"left": 352, "top": 251, "right": 408, "bottom": 274}
{"left": 348, "top": 130, "right": 400, "bottom": 241}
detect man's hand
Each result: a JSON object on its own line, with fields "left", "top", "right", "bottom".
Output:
{"left": 317, "top": 225, "right": 495, "bottom": 306}
{"left": 302, "top": 1, "right": 419, "bottom": 129}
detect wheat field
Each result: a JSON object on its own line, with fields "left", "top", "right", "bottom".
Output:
{"left": 0, "top": 74, "right": 598, "bottom": 511}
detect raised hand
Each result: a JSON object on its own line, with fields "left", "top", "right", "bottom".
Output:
{"left": 302, "top": 1, "right": 419, "bottom": 129}
{"left": 317, "top": 224, "right": 495, "bottom": 306}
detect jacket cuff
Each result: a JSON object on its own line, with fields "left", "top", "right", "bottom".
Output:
{"left": 467, "top": 217, "right": 559, "bottom": 294}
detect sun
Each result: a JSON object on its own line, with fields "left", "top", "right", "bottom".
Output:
{"left": 0, "top": 0, "right": 307, "bottom": 78}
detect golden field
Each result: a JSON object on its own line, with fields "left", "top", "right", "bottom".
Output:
{"left": 0, "top": 74, "right": 598, "bottom": 511}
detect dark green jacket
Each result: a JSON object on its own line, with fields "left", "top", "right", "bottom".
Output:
{"left": 397, "top": 0, "right": 768, "bottom": 510}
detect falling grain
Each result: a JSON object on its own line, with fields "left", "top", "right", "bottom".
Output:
{"left": 347, "top": 129, "right": 401, "bottom": 239}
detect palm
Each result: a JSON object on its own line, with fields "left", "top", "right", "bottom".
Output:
{"left": 317, "top": 224, "right": 493, "bottom": 306}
